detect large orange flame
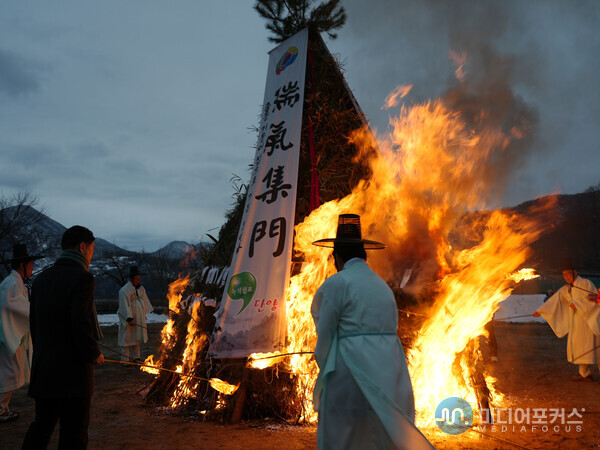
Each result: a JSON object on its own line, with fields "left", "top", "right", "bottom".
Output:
{"left": 143, "top": 275, "right": 191, "bottom": 379}
{"left": 153, "top": 81, "right": 551, "bottom": 430}
{"left": 407, "top": 210, "right": 546, "bottom": 427}
{"left": 274, "top": 91, "right": 551, "bottom": 427}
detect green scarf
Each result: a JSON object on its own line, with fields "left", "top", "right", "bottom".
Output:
{"left": 59, "top": 249, "right": 90, "bottom": 271}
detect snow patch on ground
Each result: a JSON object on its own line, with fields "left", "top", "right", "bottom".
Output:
{"left": 495, "top": 294, "right": 546, "bottom": 322}
{"left": 98, "top": 312, "right": 169, "bottom": 326}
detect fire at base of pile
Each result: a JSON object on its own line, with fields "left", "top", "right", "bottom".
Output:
{"left": 141, "top": 284, "right": 499, "bottom": 430}
{"left": 143, "top": 289, "right": 307, "bottom": 423}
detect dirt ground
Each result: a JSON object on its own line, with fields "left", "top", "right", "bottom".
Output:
{"left": 2, "top": 321, "right": 600, "bottom": 449}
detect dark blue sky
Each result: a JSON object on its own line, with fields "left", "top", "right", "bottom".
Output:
{"left": 2, "top": 1, "right": 598, "bottom": 250}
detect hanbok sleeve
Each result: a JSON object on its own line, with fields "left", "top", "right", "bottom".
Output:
{"left": 3, "top": 281, "right": 29, "bottom": 317}
{"left": 140, "top": 287, "right": 154, "bottom": 315}
{"left": 0, "top": 277, "right": 30, "bottom": 355}
{"left": 570, "top": 279, "right": 600, "bottom": 335}
{"left": 117, "top": 285, "right": 132, "bottom": 323}
{"left": 536, "top": 289, "right": 571, "bottom": 338}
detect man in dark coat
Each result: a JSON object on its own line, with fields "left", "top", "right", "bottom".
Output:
{"left": 22, "top": 225, "right": 104, "bottom": 449}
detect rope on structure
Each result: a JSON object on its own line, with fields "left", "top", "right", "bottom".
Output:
{"left": 97, "top": 341, "right": 209, "bottom": 381}
{"left": 103, "top": 358, "right": 210, "bottom": 382}
{"left": 97, "top": 338, "right": 188, "bottom": 364}
{"left": 493, "top": 314, "right": 537, "bottom": 321}
{"left": 398, "top": 309, "right": 428, "bottom": 317}
{"left": 466, "top": 424, "right": 530, "bottom": 449}
{"left": 98, "top": 341, "right": 136, "bottom": 362}
{"left": 249, "top": 351, "right": 314, "bottom": 361}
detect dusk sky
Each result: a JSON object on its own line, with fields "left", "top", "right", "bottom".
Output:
{"left": 2, "top": 1, "right": 598, "bottom": 251}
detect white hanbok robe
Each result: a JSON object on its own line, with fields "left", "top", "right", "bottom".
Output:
{"left": 311, "top": 259, "right": 432, "bottom": 450}
{"left": 537, "top": 276, "right": 600, "bottom": 364}
{"left": 0, "top": 270, "right": 31, "bottom": 393}
{"left": 117, "top": 282, "right": 153, "bottom": 347}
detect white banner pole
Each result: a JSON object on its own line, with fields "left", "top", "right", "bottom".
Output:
{"left": 209, "top": 28, "right": 309, "bottom": 358}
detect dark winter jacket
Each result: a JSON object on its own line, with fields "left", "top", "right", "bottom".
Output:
{"left": 28, "top": 258, "right": 101, "bottom": 399}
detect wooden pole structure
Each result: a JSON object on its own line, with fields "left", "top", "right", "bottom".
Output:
{"left": 231, "top": 366, "right": 250, "bottom": 424}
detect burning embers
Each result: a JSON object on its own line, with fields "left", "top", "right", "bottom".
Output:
{"left": 142, "top": 275, "right": 224, "bottom": 410}
{"left": 143, "top": 78, "right": 552, "bottom": 432}
{"left": 143, "top": 272, "right": 303, "bottom": 420}
{"left": 209, "top": 378, "right": 239, "bottom": 396}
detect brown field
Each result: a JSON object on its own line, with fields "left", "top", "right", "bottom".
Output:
{"left": 2, "top": 321, "right": 600, "bottom": 449}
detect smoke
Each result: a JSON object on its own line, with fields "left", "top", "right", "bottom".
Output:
{"left": 441, "top": 0, "right": 540, "bottom": 204}
{"left": 337, "top": 0, "right": 600, "bottom": 203}
{"left": 339, "top": 0, "right": 553, "bottom": 296}
{"left": 441, "top": 44, "right": 539, "bottom": 204}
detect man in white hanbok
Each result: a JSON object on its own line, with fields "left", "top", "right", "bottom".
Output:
{"left": 117, "top": 266, "right": 153, "bottom": 363}
{"left": 311, "top": 214, "right": 432, "bottom": 450}
{"left": 0, "top": 244, "right": 42, "bottom": 422}
{"left": 534, "top": 259, "right": 600, "bottom": 381}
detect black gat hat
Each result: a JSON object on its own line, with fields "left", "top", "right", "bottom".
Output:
{"left": 129, "top": 266, "right": 144, "bottom": 277}
{"left": 312, "top": 213, "right": 386, "bottom": 250}
{"left": 0, "top": 244, "right": 43, "bottom": 265}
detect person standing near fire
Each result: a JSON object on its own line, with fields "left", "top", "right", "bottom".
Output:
{"left": 534, "top": 258, "right": 600, "bottom": 381}
{"left": 117, "top": 266, "right": 153, "bottom": 363}
{"left": 22, "top": 225, "right": 104, "bottom": 448}
{"left": 310, "top": 214, "right": 433, "bottom": 449}
{"left": 0, "top": 244, "right": 42, "bottom": 422}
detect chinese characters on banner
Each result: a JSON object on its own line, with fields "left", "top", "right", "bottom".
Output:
{"left": 209, "top": 28, "right": 308, "bottom": 358}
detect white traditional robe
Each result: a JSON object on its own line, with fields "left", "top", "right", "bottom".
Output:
{"left": 117, "top": 282, "right": 153, "bottom": 347}
{"left": 311, "top": 259, "right": 432, "bottom": 450}
{"left": 0, "top": 270, "right": 31, "bottom": 393}
{"left": 537, "top": 276, "right": 600, "bottom": 364}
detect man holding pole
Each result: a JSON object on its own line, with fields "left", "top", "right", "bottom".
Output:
{"left": 117, "top": 266, "right": 153, "bottom": 363}
{"left": 534, "top": 258, "right": 600, "bottom": 381}
{"left": 23, "top": 225, "right": 103, "bottom": 449}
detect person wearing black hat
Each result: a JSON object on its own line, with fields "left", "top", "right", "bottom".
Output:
{"left": 22, "top": 225, "right": 103, "bottom": 449}
{"left": 117, "top": 266, "right": 153, "bottom": 363}
{"left": 534, "top": 258, "right": 600, "bottom": 381}
{"left": 0, "top": 244, "right": 42, "bottom": 422}
{"left": 310, "top": 214, "right": 432, "bottom": 449}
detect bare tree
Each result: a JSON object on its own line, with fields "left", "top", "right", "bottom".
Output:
{"left": 96, "top": 246, "right": 135, "bottom": 288}
{"left": 137, "top": 250, "right": 181, "bottom": 310}
{"left": 585, "top": 182, "right": 600, "bottom": 193}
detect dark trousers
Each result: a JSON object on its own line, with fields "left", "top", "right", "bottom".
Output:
{"left": 22, "top": 396, "right": 91, "bottom": 450}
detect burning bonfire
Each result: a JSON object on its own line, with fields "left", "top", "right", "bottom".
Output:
{"left": 142, "top": 82, "right": 554, "bottom": 435}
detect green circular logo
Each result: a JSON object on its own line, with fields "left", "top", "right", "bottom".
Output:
{"left": 228, "top": 272, "right": 257, "bottom": 316}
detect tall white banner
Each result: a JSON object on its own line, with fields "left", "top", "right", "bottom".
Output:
{"left": 209, "top": 28, "right": 308, "bottom": 358}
